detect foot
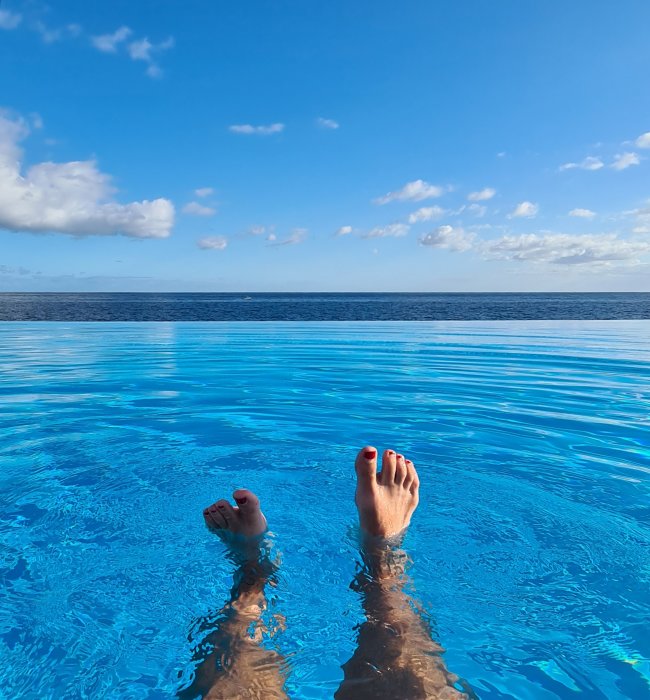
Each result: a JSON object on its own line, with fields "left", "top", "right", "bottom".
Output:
{"left": 203, "top": 489, "right": 267, "bottom": 539}
{"left": 354, "top": 447, "right": 420, "bottom": 538}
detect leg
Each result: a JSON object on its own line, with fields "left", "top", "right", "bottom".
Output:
{"left": 178, "top": 489, "right": 288, "bottom": 700}
{"left": 335, "top": 448, "right": 471, "bottom": 700}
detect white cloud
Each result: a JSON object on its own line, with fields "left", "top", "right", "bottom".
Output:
{"left": 559, "top": 156, "right": 604, "bottom": 172}
{"left": 497, "top": 151, "right": 506, "bottom": 158}
{"left": 374, "top": 179, "right": 445, "bottom": 205}
{"left": 91, "top": 26, "right": 132, "bottom": 53}
{"left": 480, "top": 232, "right": 650, "bottom": 266}
{"left": 407, "top": 206, "right": 446, "bottom": 224}
{"left": 34, "top": 21, "right": 82, "bottom": 44}
{"left": 0, "top": 9, "right": 21, "bottom": 30}
{"left": 467, "top": 203, "right": 487, "bottom": 217}
{"left": 467, "top": 187, "right": 496, "bottom": 202}
{"left": 569, "top": 208, "right": 596, "bottom": 219}
{"left": 0, "top": 112, "right": 174, "bottom": 239}
{"left": 229, "top": 123, "right": 285, "bottom": 135}
{"left": 509, "top": 201, "right": 539, "bottom": 219}
{"left": 419, "top": 225, "right": 474, "bottom": 252}
{"left": 636, "top": 132, "right": 650, "bottom": 149}
{"left": 316, "top": 117, "right": 339, "bottom": 129}
{"left": 269, "top": 228, "right": 307, "bottom": 246}
{"left": 197, "top": 236, "right": 227, "bottom": 250}
{"left": 336, "top": 225, "right": 353, "bottom": 236}
{"left": 248, "top": 225, "right": 267, "bottom": 235}
{"left": 362, "top": 223, "right": 410, "bottom": 238}
{"left": 629, "top": 205, "right": 650, "bottom": 234}
{"left": 611, "top": 152, "right": 640, "bottom": 171}
{"left": 182, "top": 201, "right": 216, "bottom": 217}
{"left": 194, "top": 187, "right": 214, "bottom": 198}
{"left": 30, "top": 113, "right": 44, "bottom": 130}
{"left": 127, "top": 36, "right": 174, "bottom": 78}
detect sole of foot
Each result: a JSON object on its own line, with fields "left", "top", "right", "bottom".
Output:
{"left": 354, "top": 446, "right": 420, "bottom": 538}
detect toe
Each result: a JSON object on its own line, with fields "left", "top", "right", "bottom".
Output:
{"left": 355, "top": 446, "right": 378, "bottom": 490}
{"left": 232, "top": 489, "right": 261, "bottom": 519}
{"left": 215, "top": 499, "right": 236, "bottom": 527}
{"left": 407, "top": 461, "right": 420, "bottom": 494}
{"left": 379, "top": 449, "right": 396, "bottom": 484}
{"left": 403, "top": 458, "right": 416, "bottom": 487}
{"left": 204, "top": 503, "right": 227, "bottom": 529}
{"left": 394, "top": 453, "right": 407, "bottom": 484}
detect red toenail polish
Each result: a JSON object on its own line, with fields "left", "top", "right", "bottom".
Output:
{"left": 217, "top": 504, "right": 225, "bottom": 509}
{"left": 387, "top": 450, "right": 394, "bottom": 454}
{"left": 397, "top": 454, "right": 403, "bottom": 460}
{"left": 364, "top": 450, "right": 376, "bottom": 459}
{"left": 235, "top": 497, "right": 247, "bottom": 505}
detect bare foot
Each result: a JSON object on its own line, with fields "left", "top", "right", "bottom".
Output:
{"left": 203, "top": 489, "right": 267, "bottom": 539}
{"left": 354, "top": 446, "right": 420, "bottom": 538}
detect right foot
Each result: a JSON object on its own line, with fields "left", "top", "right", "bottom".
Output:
{"left": 203, "top": 489, "right": 267, "bottom": 539}
{"left": 354, "top": 446, "right": 420, "bottom": 538}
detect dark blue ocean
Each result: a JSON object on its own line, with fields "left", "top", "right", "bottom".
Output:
{"left": 0, "top": 292, "right": 649, "bottom": 321}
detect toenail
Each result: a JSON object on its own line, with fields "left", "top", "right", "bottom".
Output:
{"left": 364, "top": 450, "right": 376, "bottom": 459}
{"left": 217, "top": 504, "right": 225, "bottom": 509}
{"left": 406, "top": 460, "right": 412, "bottom": 464}
{"left": 210, "top": 506, "right": 217, "bottom": 512}
{"left": 397, "top": 454, "right": 403, "bottom": 459}
{"left": 235, "top": 497, "right": 247, "bottom": 505}
{"left": 387, "top": 450, "right": 394, "bottom": 454}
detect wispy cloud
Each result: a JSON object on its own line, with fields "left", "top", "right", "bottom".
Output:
{"left": 559, "top": 156, "right": 604, "bottom": 172}
{"left": 0, "top": 9, "right": 21, "bottom": 30}
{"left": 419, "top": 225, "right": 474, "bottom": 251}
{"left": 407, "top": 206, "right": 446, "bottom": 224}
{"left": 91, "top": 26, "right": 132, "bottom": 53}
{"left": 229, "top": 123, "right": 285, "bottom": 135}
{"left": 34, "top": 20, "right": 82, "bottom": 44}
{"left": 480, "top": 232, "right": 650, "bottom": 267}
{"left": 197, "top": 236, "right": 227, "bottom": 250}
{"left": 335, "top": 225, "right": 353, "bottom": 236}
{"left": 509, "top": 201, "right": 539, "bottom": 219}
{"left": 636, "top": 132, "right": 650, "bottom": 149}
{"left": 374, "top": 179, "right": 446, "bottom": 205}
{"left": 362, "top": 223, "right": 410, "bottom": 238}
{"left": 0, "top": 112, "right": 174, "bottom": 239}
{"left": 569, "top": 208, "right": 596, "bottom": 219}
{"left": 611, "top": 152, "right": 640, "bottom": 171}
{"left": 467, "top": 203, "right": 487, "bottom": 217}
{"left": 269, "top": 228, "right": 307, "bottom": 246}
{"left": 182, "top": 201, "right": 216, "bottom": 217}
{"left": 90, "top": 26, "right": 174, "bottom": 77}
{"left": 194, "top": 187, "right": 214, "bottom": 198}
{"left": 127, "top": 36, "right": 174, "bottom": 78}
{"left": 467, "top": 187, "right": 496, "bottom": 202}
{"left": 316, "top": 117, "right": 339, "bottom": 129}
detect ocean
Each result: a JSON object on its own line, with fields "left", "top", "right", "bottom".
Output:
{"left": 0, "top": 292, "right": 649, "bottom": 321}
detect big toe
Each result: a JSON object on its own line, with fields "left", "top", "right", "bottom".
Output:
{"left": 232, "top": 489, "right": 267, "bottom": 534}
{"left": 355, "top": 446, "right": 378, "bottom": 490}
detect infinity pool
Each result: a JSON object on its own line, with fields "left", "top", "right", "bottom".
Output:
{"left": 1, "top": 322, "right": 648, "bottom": 699}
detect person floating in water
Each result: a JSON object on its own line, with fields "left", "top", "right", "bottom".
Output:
{"left": 179, "top": 447, "right": 471, "bottom": 700}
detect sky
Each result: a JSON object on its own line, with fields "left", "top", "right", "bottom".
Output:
{"left": 1, "top": 0, "right": 650, "bottom": 292}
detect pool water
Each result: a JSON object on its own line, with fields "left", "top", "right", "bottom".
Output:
{"left": 0, "top": 322, "right": 648, "bottom": 699}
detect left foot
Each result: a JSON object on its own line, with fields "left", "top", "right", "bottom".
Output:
{"left": 203, "top": 489, "right": 267, "bottom": 538}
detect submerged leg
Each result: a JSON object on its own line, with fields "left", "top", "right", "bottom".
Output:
{"left": 335, "top": 448, "right": 471, "bottom": 700}
{"left": 178, "top": 489, "right": 288, "bottom": 700}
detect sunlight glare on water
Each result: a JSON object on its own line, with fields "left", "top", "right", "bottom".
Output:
{"left": 0, "top": 322, "right": 649, "bottom": 699}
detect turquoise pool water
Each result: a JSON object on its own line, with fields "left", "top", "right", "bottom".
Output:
{"left": 0, "top": 322, "right": 648, "bottom": 699}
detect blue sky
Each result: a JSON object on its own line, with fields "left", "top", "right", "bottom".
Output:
{"left": 1, "top": 0, "right": 650, "bottom": 292}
